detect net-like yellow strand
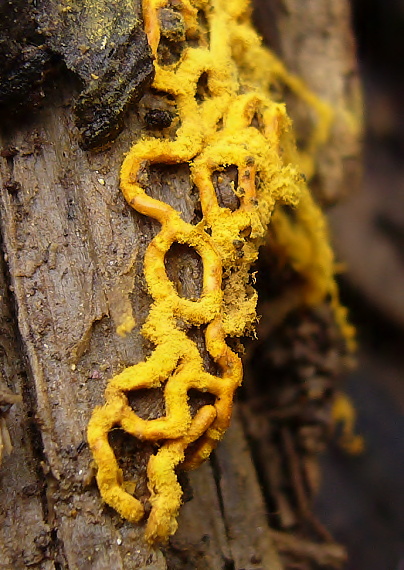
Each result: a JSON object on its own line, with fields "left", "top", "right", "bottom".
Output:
{"left": 87, "top": 0, "right": 351, "bottom": 543}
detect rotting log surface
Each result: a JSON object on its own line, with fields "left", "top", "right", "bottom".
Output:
{"left": 0, "top": 1, "right": 361, "bottom": 568}
{"left": 0, "top": 75, "right": 282, "bottom": 568}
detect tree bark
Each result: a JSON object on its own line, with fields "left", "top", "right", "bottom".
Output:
{"left": 0, "top": 1, "right": 361, "bottom": 568}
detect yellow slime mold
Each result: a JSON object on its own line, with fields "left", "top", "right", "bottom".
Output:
{"left": 88, "top": 0, "right": 352, "bottom": 542}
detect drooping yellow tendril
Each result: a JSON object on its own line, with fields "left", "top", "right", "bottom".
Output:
{"left": 87, "top": 0, "right": 351, "bottom": 542}
{"left": 332, "top": 392, "right": 365, "bottom": 455}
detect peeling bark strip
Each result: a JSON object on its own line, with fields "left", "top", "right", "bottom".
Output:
{"left": 0, "top": 0, "right": 361, "bottom": 567}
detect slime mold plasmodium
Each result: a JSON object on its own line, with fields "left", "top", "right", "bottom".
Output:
{"left": 87, "top": 0, "right": 354, "bottom": 543}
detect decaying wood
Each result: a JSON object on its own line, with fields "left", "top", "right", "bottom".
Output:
{"left": 269, "top": 530, "right": 347, "bottom": 568}
{"left": 0, "top": 252, "right": 55, "bottom": 569}
{"left": 0, "top": 1, "right": 361, "bottom": 568}
{"left": 253, "top": 0, "right": 363, "bottom": 205}
{"left": 0, "top": 72, "right": 281, "bottom": 567}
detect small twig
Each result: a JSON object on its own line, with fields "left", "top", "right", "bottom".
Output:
{"left": 240, "top": 404, "right": 298, "bottom": 528}
{"left": 269, "top": 529, "right": 347, "bottom": 568}
{"left": 281, "top": 426, "right": 335, "bottom": 543}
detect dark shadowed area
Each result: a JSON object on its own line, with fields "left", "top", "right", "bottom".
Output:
{"left": 316, "top": 1, "right": 404, "bottom": 568}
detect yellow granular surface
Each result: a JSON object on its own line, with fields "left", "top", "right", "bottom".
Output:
{"left": 87, "top": 0, "right": 354, "bottom": 543}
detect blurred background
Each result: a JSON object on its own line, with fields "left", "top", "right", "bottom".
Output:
{"left": 315, "top": 1, "right": 404, "bottom": 568}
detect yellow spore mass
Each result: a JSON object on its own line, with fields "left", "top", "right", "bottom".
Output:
{"left": 87, "top": 0, "right": 353, "bottom": 542}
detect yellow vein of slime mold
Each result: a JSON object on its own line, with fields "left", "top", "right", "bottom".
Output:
{"left": 87, "top": 0, "right": 354, "bottom": 543}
